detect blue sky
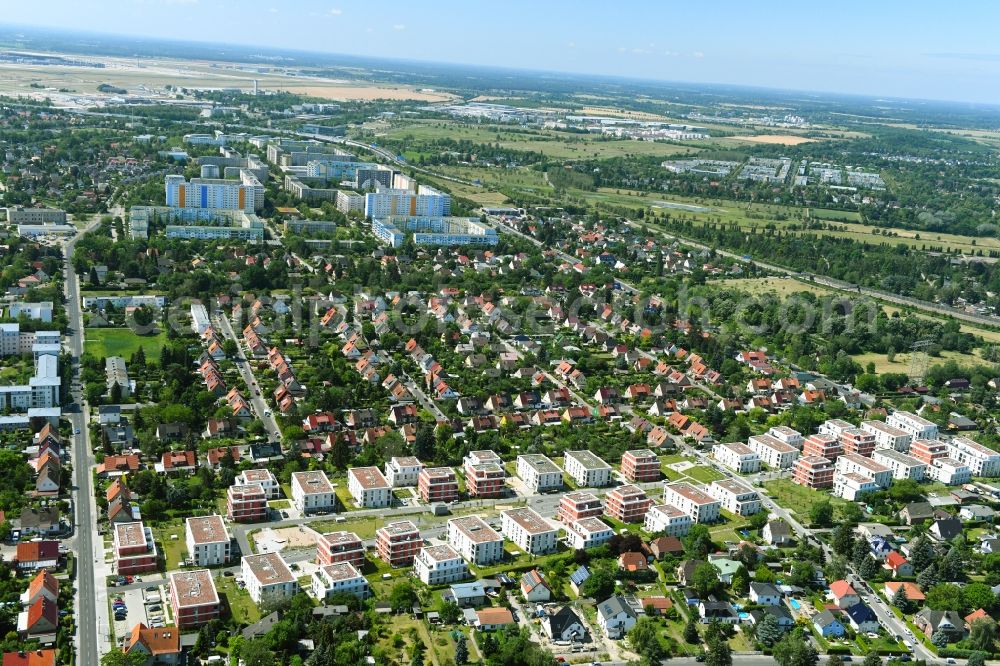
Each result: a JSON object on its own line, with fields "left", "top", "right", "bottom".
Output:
{"left": 6, "top": 0, "right": 1000, "bottom": 104}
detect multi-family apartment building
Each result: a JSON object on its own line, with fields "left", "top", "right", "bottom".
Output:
{"left": 708, "top": 479, "right": 762, "bottom": 516}
{"left": 415, "top": 545, "right": 469, "bottom": 586}
{"left": 871, "top": 449, "right": 927, "bottom": 481}
{"left": 563, "top": 450, "right": 612, "bottom": 487}
{"left": 930, "top": 458, "right": 972, "bottom": 486}
{"left": 169, "top": 570, "right": 220, "bottom": 629}
{"left": 712, "top": 442, "right": 762, "bottom": 474}
{"left": 643, "top": 503, "right": 693, "bottom": 537}
{"left": 836, "top": 453, "right": 892, "bottom": 489}
{"left": 376, "top": 520, "right": 422, "bottom": 566}
{"left": 767, "top": 426, "right": 804, "bottom": 449}
{"left": 662, "top": 482, "right": 721, "bottom": 523}
{"left": 316, "top": 531, "right": 365, "bottom": 567}
{"left": 364, "top": 185, "right": 451, "bottom": 219}
{"left": 841, "top": 428, "right": 876, "bottom": 457}
{"left": 835, "top": 472, "right": 881, "bottom": 501}
{"left": 385, "top": 456, "right": 424, "bottom": 487}
{"left": 463, "top": 450, "right": 506, "bottom": 498}
{"left": 226, "top": 483, "right": 267, "bottom": 523}
{"left": 241, "top": 553, "right": 298, "bottom": 605}
{"left": 948, "top": 436, "right": 1000, "bottom": 477}
{"left": 347, "top": 467, "right": 392, "bottom": 508}
{"left": 802, "top": 433, "right": 843, "bottom": 461}
{"left": 910, "top": 438, "right": 949, "bottom": 465}
{"left": 418, "top": 467, "right": 459, "bottom": 503}
{"left": 748, "top": 434, "right": 799, "bottom": 469}
{"left": 516, "top": 454, "right": 563, "bottom": 493}
{"left": 887, "top": 411, "right": 938, "bottom": 440}
{"left": 291, "top": 471, "right": 335, "bottom": 515}
{"left": 312, "top": 562, "right": 370, "bottom": 601}
{"left": 566, "top": 516, "right": 615, "bottom": 550}
{"left": 165, "top": 174, "right": 260, "bottom": 212}
{"left": 557, "top": 491, "right": 604, "bottom": 523}
{"left": 792, "top": 456, "right": 835, "bottom": 489}
{"left": 861, "top": 421, "right": 912, "bottom": 453}
{"left": 114, "top": 522, "right": 159, "bottom": 575}
{"left": 447, "top": 516, "right": 504, "bottom": 565}
{"left": 620, "top": 449, "right": 661, "bottom": 483}
{"left": 819, "top": 419, "right": 855, "bottom": 439}
{"left": 501, "top": 508, "right": 557, "bottom": 555}
{"left": 184, "top": 515, "right": 231, "bottom": 567}
{"left": 604, "top": 485, "right": 654, "bottom": 523}
{"left": 235, "top": 469, "right": 280, "bottom": 498}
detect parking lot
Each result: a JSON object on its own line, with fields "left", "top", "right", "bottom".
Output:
{"left": 112, "top": 584, "right": 170, "bottom": 644}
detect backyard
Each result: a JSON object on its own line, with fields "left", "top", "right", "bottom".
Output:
{"left": 84, "top": 327, "right": 167, "bottom": 359}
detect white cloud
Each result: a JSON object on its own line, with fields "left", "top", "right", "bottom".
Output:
{"left": 567, "top": 41, "right": 576, "bottom": 49}
{"left": 617, "top": 47, "right": 626, "bottom": 53}
{"left": 268, "top": 7, "right": 279, "bottom": 13}
{"left": 692, "top": 51, "right": 705, "bottom": 58}
{"left": 393, "top": 24, "right": 406, "bottom": 31}
{"left": 329, "top": 7, "right": 342, "bottom": 15}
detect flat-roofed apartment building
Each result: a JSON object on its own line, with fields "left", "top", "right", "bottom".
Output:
{"left": 501, "top": 507, "right": 557, "bottom": 555}
{"left": 557, "top": 491, "right": 604, "bottom": 523}
{"left": 114, "top": 521, "right": 158, "bottom": 575}
{"left": 662, "top": 482, "right": 721, "bottom": 523}
{"left": 242, "top": 553, "right": 298, "bottom": 605}
{"left": 385, "top": 456, "right": 424, "bottom": 487}
{"left": 835, "top": 453, "right": 893, "bottom": 489}
{"left": 840, "top": 428, "right": 876, "bottom": 457}
{"left": 708, "top": 479, "right": 762, "bottom": 516}
{"left": 235, "top": 468, "right": 280, "bottom": 498}
{"left": 448, "top": 516, "right": 504, "bottom": 565}
{"left": 872, "top": 449, "right": 927, "bottom": 481}
{"left": 604, "top": 485, "right": 654, "bottom": 523}
{"left": 563, "top": 450, "right": 612, "bottom": 488}
{"left": 463, "top": 450, "right": 506, "bottom": 497}
{"left": 312, "top": 562, "right": 370, "bottom": 601}
{"left": 802, "top": 433, "right": 843, "bottom": 461}
{"left": 767, "top": 426, "right": 804, "bottom": 449}
{"left": 516, "top": 454, "right": 563, "bottom": 493}
{"left": 819, "top": 418, "right": 855, "bottom": 439}
{"left": 621, "top": 449, "right": 660, "bottom": 483}
{"left": 185, "top": 515, "right": 231, "bottom": 567}
{"left": 835, "top": 472, "right": 880, "bottom": 500}
{"left": 887, "top": 411, "right": 938, "bottom": 441}
{"left": 748, "top": 434, "right": 799, "bottom": 469}
{"left": 316, "top": 531, "right": 365, "bottom": 566}
{"left": 376, "top": 520, "right": 422, "bottom": 566}
{"left": 949, "top": 436, "right": 1000, "bottom": 477}
{"left": 930, "top": 457, "right": 972, "bottom": 485}
{"left": 227, "top": 483, "right": 267, "bottom": 523}
{"left": 169, "top": 570, "right": 220, "bottom": 628}
{"left": 291, "top": 471, "right": 335, "bottom": 515}
{"left": 415, "top": 544, "right": 469, "bottom": 585}
{"left": 418, "top": 467, "right": 459, "bottom": 503}
{"left": 347, "top": 466, "right": 392, "bottom": 508}
{"left": 792, "top": 456, "right": 835, "bottom": 489}
{"left": 712, "top": 442, "right": 762, "bottom": 474}
{"left": 644, "top": 503, "right": 693, "bottom": 537}
{"left": 566, "top": 516, "right": 614, "bottom": 550}
{"left": 861, "top": 421, "right": 912, "bottom": 453}
{"left": 910, "top": 438, "right": 949, "bottom": 465}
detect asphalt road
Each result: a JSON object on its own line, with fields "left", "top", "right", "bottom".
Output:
{"left": 213, "top": 311, "right": 282, "bottom": 442}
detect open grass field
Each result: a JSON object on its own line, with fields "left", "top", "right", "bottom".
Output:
{"left": 851, "top": 349, "right": 984, "bottom": 375}
{"left": 716, "top": 277, "right": 836, "bottom": 298}
{"left": 684, "top": 465, "right": 725, "bottom": 483}
{"left": 215, "top": 575, "right": 260, "bottom": 625}
{"left": 762, "top": 479, "right": 851, "bottom": 522}
{"left": 84, "top": 327, "right": 167, "bottom": 359}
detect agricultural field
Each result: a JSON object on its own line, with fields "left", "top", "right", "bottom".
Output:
{"left": 716, "top": 277, "right": 836, "bottom": 298}
{"left": 84, "top": 327, "right": 167, "bottom": 359}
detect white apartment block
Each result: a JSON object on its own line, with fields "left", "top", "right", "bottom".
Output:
{"left": 712, "top": 442, "right": 762, "bottom": 474}
{"left": 501, "top": 507, "right": 558, "bottom": 555}
{"left": 767, "top": 426, "right": 804, "bottom": 449}
{"left": 887, "top": 411, "right": 938, "bottom": 441}
{"left": 185, "top": 515, "right": 231, "bottom": 567}
{"left": 708, "top": 479, "right": 762, "bottom": 516}
{"left": 165, "top": 174, "right": 259, "bottom": 212}
{"left": 643, "top": 504, "right": 693, "bottom": 537}
{"left": 566, "top": 516, "right": 614, "bottom": 550}
{"left": 563, "top": 450, "right": 612, "bottom": 487}
{"left": 871, "top": 449, "right": 927, "bottom": 481}
{"left": 311, "top": 562, "right": 370, "bottom": 601}
{"left": 364, "top": 184, "right": 451, "bottom": 219}
{"left": 748, "top": 434, "right": 799, "bottom": 469}
{"left": 948, "top": 437, "right": 1000, "bottom": 477}
{"left": 347, "top": 466, "right": 392, "bottom": 508}
{"left": 236, "top": 469, "right": 279, "bottom": 498}
{"left": 930, "top": 458, "right": 972, "bottom": 486}
{"left": 385, "top": 456, "right": 424, "bottom": 487}
{"left": 291, "top": 471, "right": 335, "bottom": 514}
{"left": 241, "top": 553, "right": 298, "bottom": 605}
{"left": 447, "top": 516, "right": 504, "bottom": 565}
{"left": 861, "top": 420, "right": 912, "bottom": 453}
{"left": 834, "top": 472, "right": 880, "bottom": 501}
{"left": 835, "top": 453, "right": 893, "bottom": 489}
{"left": 818, "top": 419, "right": 855, "bottom": 439}
{"left": 662, "top": 482, "right": 721, "bottom": 523}
{"left": 414, "top": 545, "right": 469, "bottom": 586}
{"left": 516, "top": 454, "right": 563, "bottom": 493}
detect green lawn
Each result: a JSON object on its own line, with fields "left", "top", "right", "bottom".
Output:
{"left": 84, "top": 327, "right": 167, "bottom": 359}
{"left": 684, "top": 465, "right": 725, "bottom": 483}
{"left": 762, "top": 478, "right": 851, "bottom": 521}
{"left": 216, "top": 575, "right": 260, "bottom": 625}
{"left": 154, "top": 523, "right": 186, "bottom": 571}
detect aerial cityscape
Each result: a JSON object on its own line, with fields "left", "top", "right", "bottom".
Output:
{"left": 2, "top": 5, "right": 1000, "bottom": 666}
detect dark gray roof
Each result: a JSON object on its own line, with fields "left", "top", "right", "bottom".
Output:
{"left": 547, "top": 606, "right": 584, "bottom": 638}
{"left": 242, "top": 611, "right": 282, "bottom": 639}
{"left": 598, "top": 595, "right": 635, "bottom": 620}
{"left": 814, "top": 609, "right": 841, "bottom": 628}
{"left": 749, "top": 582, "right": 780, "bottom": 597}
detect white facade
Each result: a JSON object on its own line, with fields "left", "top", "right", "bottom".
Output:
{"left": 563, "top": 450, "right": 612, "bottom": 487}
{"left": 242, "top": 553, "right": 298, "bottom": 605}
{"left": 886, "top": 411, "right": 938, "bottom": 441}
{"left": 291, "top": 471, "right": 335, "bottom": 514}
{"left": 414, "top": 545, "right": 469, "bottom": 585}
{"left": 447, "top": 516, "right": 504, "bottom": 565}
{"left": 861, "top": 420, "right": 912, "bottom": 452}
{"left": 311, "top": 562, "right": 370, "bottom": 601}
{"left": 712, "top": 442, "right": 762, "bottom": 474}
{"left": 566, "top": 517, "right": 614, "bottom": 550}
{"left": 165, "top": 174, "right": 259, "bottom": 212}
{"left": 347, "top": 467, "right": 392, "bottom": 508}
{"left": 834, "top": 472, "right": 880, "bottom": 500}
{"left": 767, "top": 426, "right": 804, "bottom": 449}
{"left": 385, "top": 456, "right": 424, "bottom": 487}
{"left": 708, "top": 479, "right": 762, "bottom": 516}
{"left": 236, "top": 469, "right": 279, "bottom": 499}
{"left": 871, "top": 449, "right": 927, "bottom": 481}
{"left": 930, "top": 457, "right": 972, "bottom": 485}
{"left": 516, "top": 454, "right": 563, "bottom": 493}
{"left": 835, "top": 453, "right": 893, "bottom": 489}
{"left": 190, "top": 303, "right": 211, "bottom": 336}
{"left": 364, "top": 184, "right": 451, "bottom": 219}
{"left": 748, "top": 434, "right": 799, "bottom": 469}
{"left": 643, "top": 503, "right": 693, "bottom": 537}
{"left": 662, "top": 482, "right": 721, "bottom": 523}
{"left": 185, "top": 515, "right": 231, "bottom": 567}
{"left": 948, "top": 437, "right": 1000, "bottom": 477}
{"left": 501, "top": 507, "right": 558, "bottom": 554}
